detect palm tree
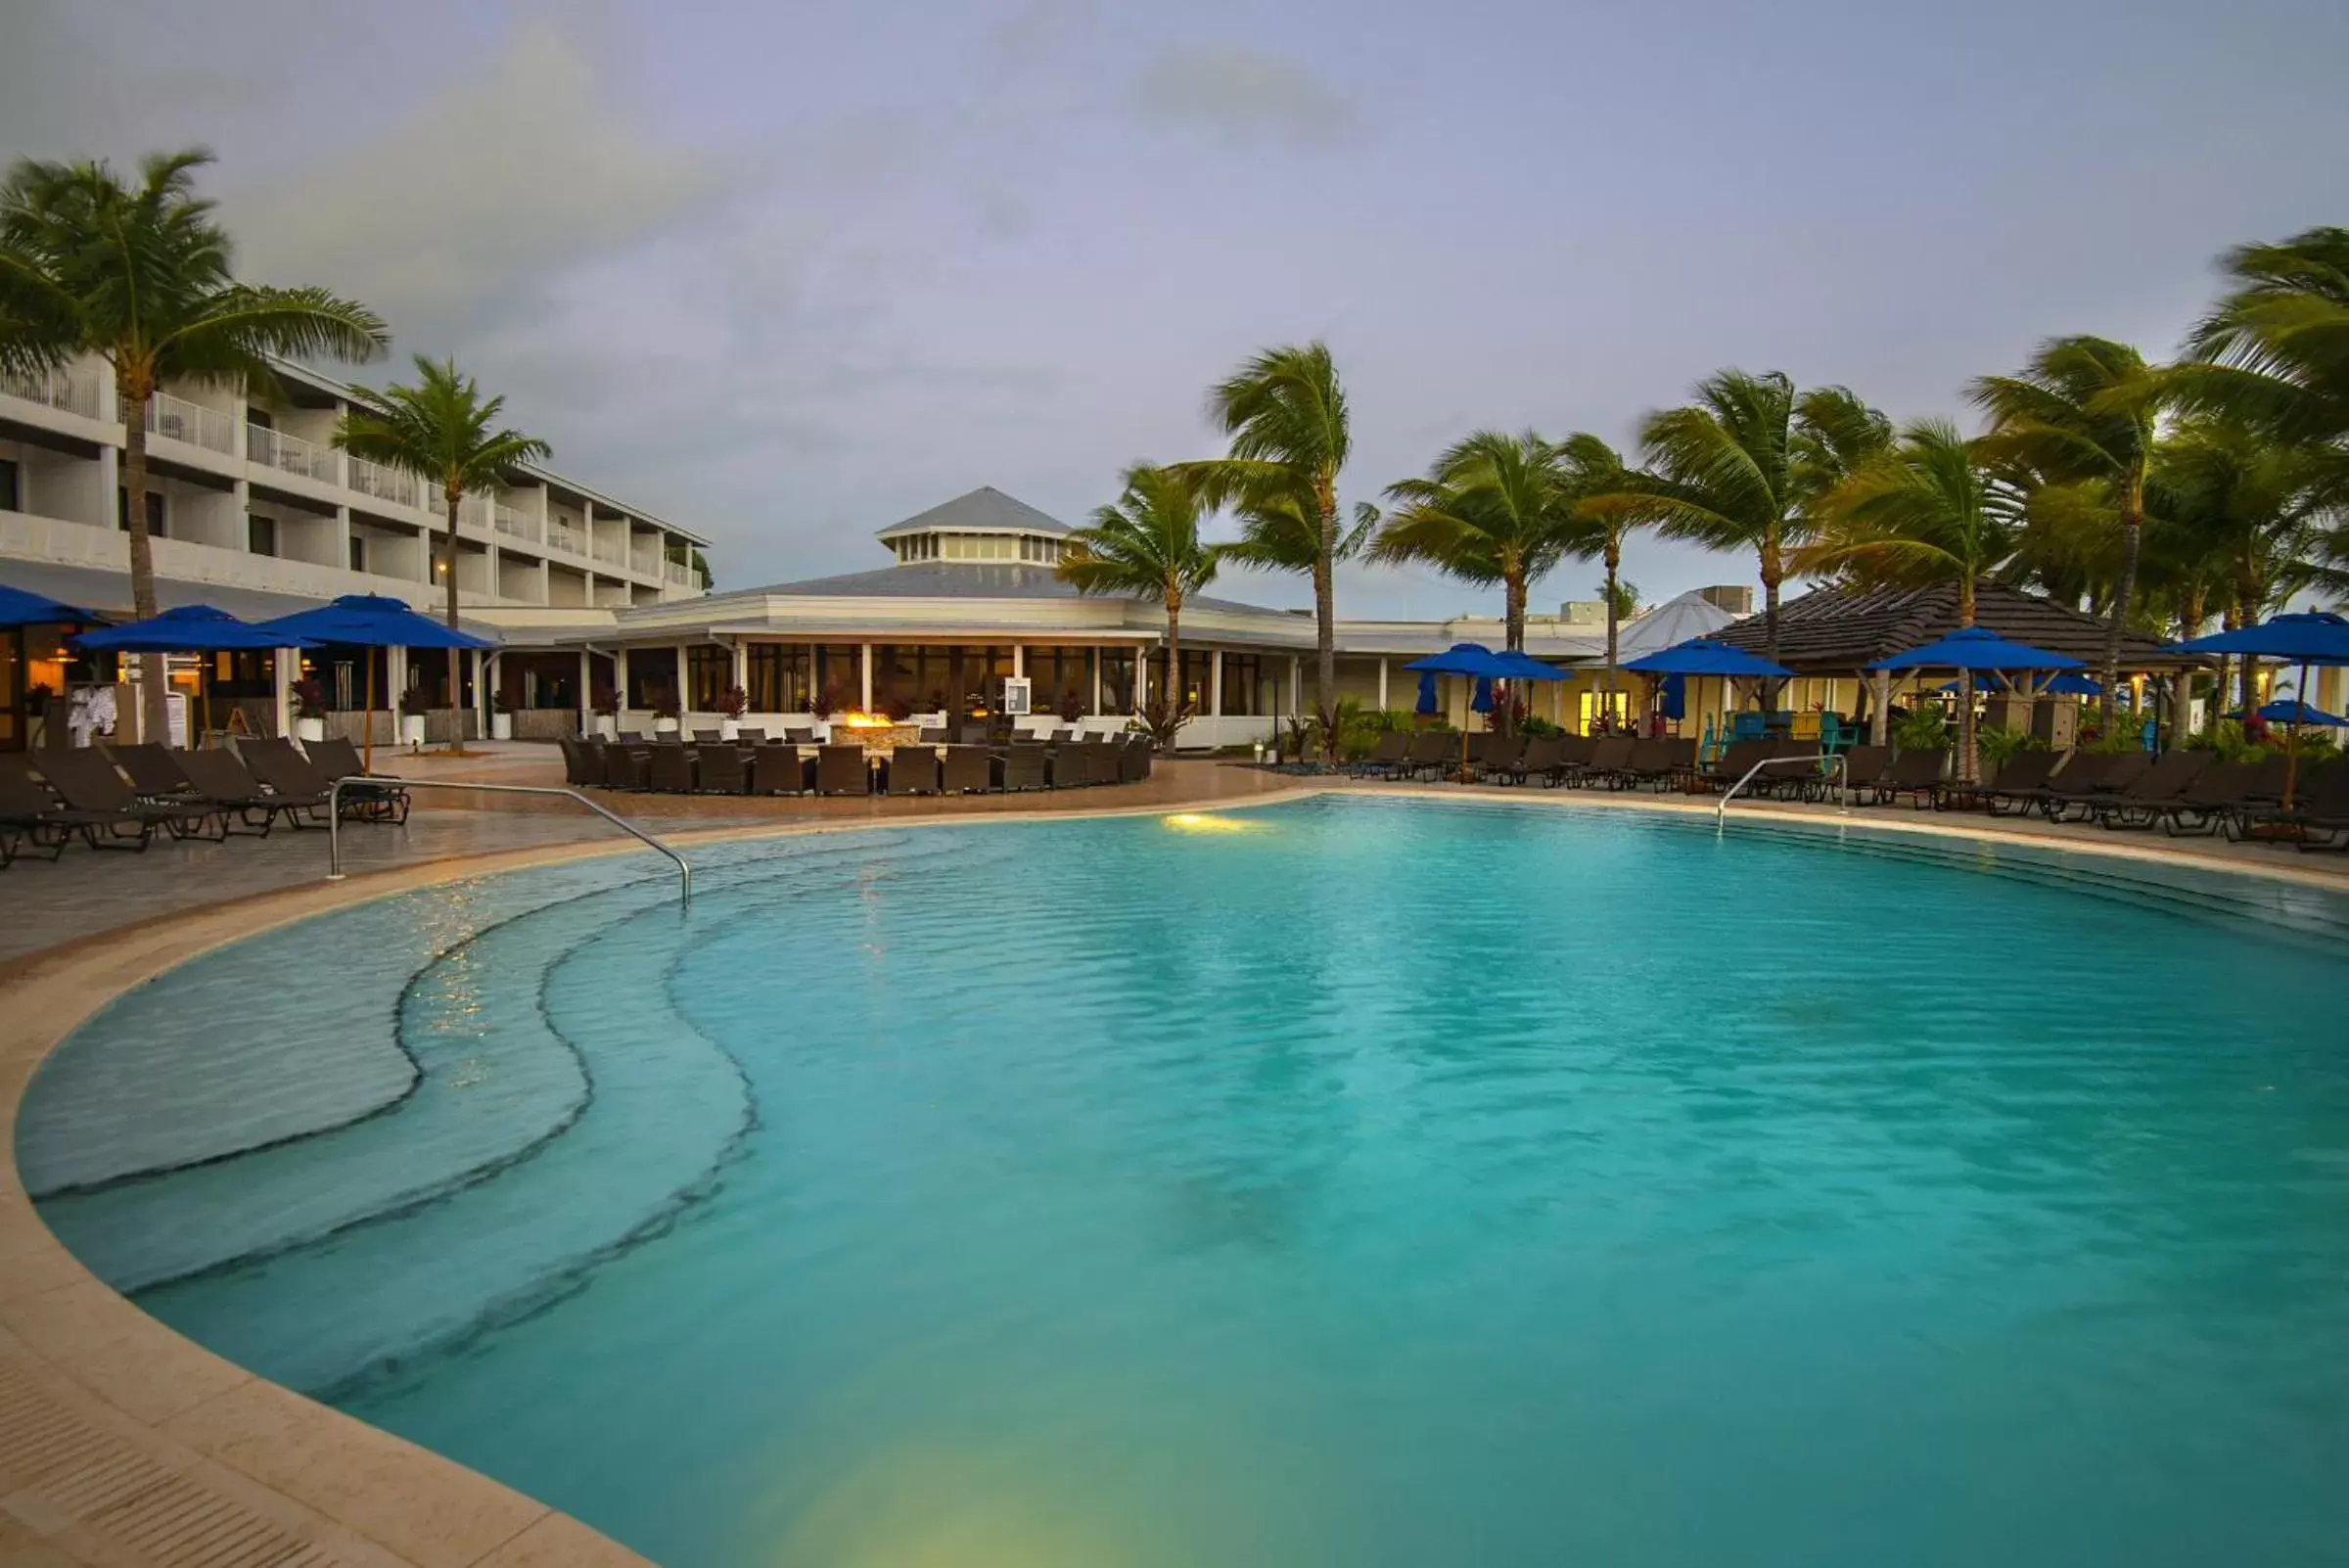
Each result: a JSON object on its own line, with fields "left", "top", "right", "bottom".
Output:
{"left": 1180, "top": 343, "right": 1353, "bottom": 750}
{"left": 0, "top": 149, "right": 386, "bottom": 740}
{"left": 1372, "top": 431, "right": 1586, "bottom": 653}
{"left": 2147, "top": 418, "right": 2330, "bottom": 717}
{"left": 1555, "top": 433, "right": 1650, "bottom": 721}
{"left": 1595, "top": 370, "right": 1887, "bottom": 697}
{"left": 1796, "top": 419, "right": 2023, "bottom": 781}
{"left": 334, "top": 356, "right": 549, "bottom": 753}
{"left": 1058, "top": 463, "right": 1221, "bottom": 748}
{"left": 1969, "top": 337, "right": 2161, "bottom": 719}
{"left": 2170, "top": 227, "right": 2349, "bottom": 448}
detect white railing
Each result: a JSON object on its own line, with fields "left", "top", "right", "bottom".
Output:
{"left": 428, "top": 491, "right": 494, "bottom": 529}
{"left": 142, "top": 391, "right": 237, "bottom": 453}
{"left": 665, "top": 559, "right": 693, "bottom": 585}
{"left": 248, "top": 423, "right": 332, "bottom": 482}
{"left": 591, "top": 536, "right": 626, "bottom": 566}
{"left": 546, "top": 521, "right": 585, "bottom": 557}
{"left": 1, "top": 366, "right": 101, "bottom": 418}
{"left": 492, "top": 503, "right": 539, "bottom": 543}
{"left": 346, "top": 455, "right": 420, "bottom": 509}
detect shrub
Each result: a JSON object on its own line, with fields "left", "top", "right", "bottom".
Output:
{"left": 1974, "top": 725, "right": 2040, "bottom": 770}
{"left": 292, "top": 678, "right": 328, "bottom": 718}
{"left": 714, "top": 685, "right": 748, "bottom": 718}
{"left": 1891, "top": 706, "right": 1949, "bottom": 749}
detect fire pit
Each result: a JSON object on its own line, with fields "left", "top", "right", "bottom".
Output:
{"left": 830, "top": 714, "right": 923, "bottom": 751}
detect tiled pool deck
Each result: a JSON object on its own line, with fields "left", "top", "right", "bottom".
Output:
{"left": 1, "top": 751, "right": 2342, "bottom": 1566}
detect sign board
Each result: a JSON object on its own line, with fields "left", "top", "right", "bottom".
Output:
{"left": 1001, "top": 676, "right": 1033, "bottom": 716}
{"left": 165, "top": 692, "right": 190, "bottom": 749}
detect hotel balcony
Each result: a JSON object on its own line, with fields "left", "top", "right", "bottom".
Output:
{"left": 247, "top": 423, "right": 335, "bottom": 484}
{"left": 346, "top": 454, "right": 420, "bottom": 509}
{"left": 1, "top": 366, "right": 103, "bottom": 420}
{"left": 142, "top": 391, "right": 238, "bottom": 455}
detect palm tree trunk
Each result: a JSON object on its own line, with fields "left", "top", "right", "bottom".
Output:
{"left": 1313, "top": 475, "right": 1338, "bottom": 759}
{"left": 1957, "top": 577, "right": 1979, "bottom": 785}
{"left": 1760, "top": 530, "right": 1784, "bottom": 710}
{"left": 443, "top": 484, "right": 465, "bottom": 754}
{"left": 1601, "top": 530, "right": 1622, "bottom": 718}
{"left": 119, "top": 372, "right": 169, "bottom": 745}
{"left": 1163, "top": 596, "right": 1181, "bottom": 752}
{"left": 2098, "top": 488, "right": 2142, "bottom": 723}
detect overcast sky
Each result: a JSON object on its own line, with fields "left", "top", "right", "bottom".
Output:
{"left": 7, "top": 0, "right": 2346, "bottom": 617}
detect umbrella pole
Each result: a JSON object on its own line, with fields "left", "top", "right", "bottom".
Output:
{"left": 363, "top": 652, "right": 376, "bottom": 774}
{"left": 2282, "top": 658, "right": 2308, "bottom": 812}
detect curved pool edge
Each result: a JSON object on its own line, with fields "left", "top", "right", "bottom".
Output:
{"left": 0, "top": 788, "right": 1330, "bottom": 1568}
{"left": 1, "top": 778, "right": 2337, "bottom": 1568}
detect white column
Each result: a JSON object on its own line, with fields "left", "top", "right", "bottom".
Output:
{"left": 472, "top": 648, "right": 485, "bottom": 739}
{"left": 859, "top": 643, "right": 874, "bottom": 712}
{"left": 1134, "top": 651, "right": 1147, "bottom": 715}
{"left": 1012, "top": 644, "right": 1025, "bottom": 677}
{"left": 1090, "top": 648, "right": 1103, "bottom": 715}
{"left": 1289, "top": 656, "right": 1302, "bottom": 717}
{"left": 577, "top": 649, "right": 593, "bottom": 736}
{"left": 273, "top": 647, "right": 297, "bottom": 739}
{"left": 675, "top": 643, "right": 688, "bottom": 714}
{"left": 1377, "top": 657, "right": 1389, "bottom": 712}
{"left": 1210, "top": 649, "right": 1224, "bottom": 716}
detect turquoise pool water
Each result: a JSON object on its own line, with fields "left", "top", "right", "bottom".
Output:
{"left": 22, "top": 798, "right": 2349, "bottom": 1567}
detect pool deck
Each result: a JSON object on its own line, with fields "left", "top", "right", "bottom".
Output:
{"left": 2, "top": 749, "right": 2343, "bottom": 1567}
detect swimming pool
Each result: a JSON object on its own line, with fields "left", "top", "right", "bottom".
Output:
{"left": 21, "top": 797, "right": 2349, "bottom": 1567}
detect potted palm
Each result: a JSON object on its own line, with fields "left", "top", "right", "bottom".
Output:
{"left": 490, "top": 690, "right": 514, "bottom": 742}
{"left": 590, "top": 690, "right": 619, "bottom": 740}
{"left": 809, "top": 684, "right": 841, "bottom": 741}
{"left": 652, "top": 691, "right": 681, "bottom": 736}
{"left": 397, "top": 686, "right": 431, "bottom": 750}
{"left": 715, "top": 684, "right": 748, "bottom": 741}
{"left": 293, "top": 678, "right": 329, "bottom": 744}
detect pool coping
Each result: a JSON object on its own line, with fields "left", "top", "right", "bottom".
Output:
{"left": 1, "top": 778, "right": 2339, "bottom": 1567}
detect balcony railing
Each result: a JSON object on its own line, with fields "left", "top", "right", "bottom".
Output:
{"left": 546, "top": 521, "right": 585, "bottom": 557}
{"left": 347, "top": 455, "right": 420, "bottom": 509}
{"left": 492, "top": 504, "right": 539, "bottom": 544}
{"left": 248, "top": 423, "right": 333, "bottom": 483}
{"left": 665, "top": 559, "right": 694, "bottom": 585}
{"left": 427, "top": 491, "right": 493, "bottom": 528}
{"left": 1, "top": 367, "right": 102, "bottom": 419}
{"left": 142, "top": 391, "right": 237, "bottom": 454}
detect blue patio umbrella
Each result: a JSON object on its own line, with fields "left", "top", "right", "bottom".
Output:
{"left": 1939, "top": 670, "right": 2101, "bottom": 696}
{"left": 1404, "top": 643, "right": 1521, "bottom": 777}
{"left": 2229, "top": 699, "right": 2349, "bottom": 727}
{"left": 73, "top": 606, "right": 312, "bottom": 745}
{"left": 2171, "top": 612, "right": 2349, "bottom": 807}
{"left": 0, "top": 581, "right": 106, "bottom": 627}
{"left": 1471, "top": 676, "right": 1494, "bottom": 715}
{"left": 1621, "top": 638, "right": 1793, "bottom": 679}
{"left": 1414, "top": 670, "right": 1438, "bottom": 716}
{"left": 253, "top": 595, "right": 496, "bottom": 766}
{"left": 1866, "top": 625, "right": 2083, "bottom": 680}
{"left": 1491, "top": 649, "right": 1568, "bottom": 682}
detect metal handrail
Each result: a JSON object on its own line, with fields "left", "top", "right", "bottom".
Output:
{"left": 1717, "top": 751, "right": 1850, "bottom": 829}
{"left": 326, "top": 776, "right": 692, "bottom": 906}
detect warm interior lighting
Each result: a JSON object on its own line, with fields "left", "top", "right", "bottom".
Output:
{"left": 837, "top": 711, "right": 895, "bottom": 729}
{"left": 1163, "top": 812, "right": 1254, "bottom": 834}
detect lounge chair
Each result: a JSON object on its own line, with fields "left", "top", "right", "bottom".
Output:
{"left": 1752, "top": 741, "right": 1827, "bottom": 800}
{"left": 1868, "top": 749, "right": 1948, "bottom": 807}
{"left": 1350, "top": 732, "right": 1410, "bottom": 778}
{"left": 2037, "top": 753, "right": 2148, "bottom": 821}
{"left": 32, "top": 749, "right": 221, "bottom": 846}
{"left": 815, "top": 745, "right": 869, "bottom": 796}
{"left": 692, "top": 728, "right": 724, "bottom": 744}
{"left": 1000, "top": 743, "right": 1049, "bottom": 791}
{"left": 1836, "top": 745, "right": 1894, "bottom": 801}
{"left": 783, "top": 727, "right": 816, "bottom": 745}
{"left": 300, "top": 735, "right": 413, "bottom": 822}
{"left": 735, "top": 727, "right": 766, "bottom": 745}
{"left": 169, "top": 749, "right": 309, "bottom": 834}
{"left": 2093, "top": 751, "right": 2212, "bottom": 829}
{"left": 646, "top": 742, "right": 695, "bottom": 794}
{"left": 1501, "top": 734, "right": 1565, "bottom": 786}
{"left": 1399, "top": 732, "right": 1454, "bottom": 781}
{"left": 1550, "top": 733, "right": 1597, "bottom": 783}
{"left": 107, "top": 743, "right": 205, "bottom": 805}
{"left": 941, "top": 745, "right": 997, "bottom": 793}
{"left": 1691, "top": 739, "right": 1772, "bottom": 794}
{"left": 2161, "top": 757, "right": 2280, "bottom": 836}
{"left": 1474, "top": 734, "right": 1528, "bottom": 782}
{"left": 2229, "top": 760, "right": 2349, "bottom": 846}
{"left": 886, "top": 745, "right": 939, "bottom": 795}
{"left": 696, "top": 745, "right": 749, "bottom": 794}
{"left": 752, "top": 742, "right": 811, "bottom": 795}
{"left": 1619, "top": 738, "right": 1697, "bottom": 792}
{"left": 0, "top": 763, "right": 97, "bottom": 864}
{"left": 1977, "top": 750, "right": 2060, "bottom": 815}
{"left": 1582, "top": 735, "right": 1638, "bottom": 788}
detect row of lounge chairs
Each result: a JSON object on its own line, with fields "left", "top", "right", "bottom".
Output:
{"left": 558, "top": 734, "right": 1154, "bottom": 797}
{"left": 0, "top": 736, "right": 410, "bottom": 867}
{"left": 1969, "top": 749, "right": 2349, "bottom": 843}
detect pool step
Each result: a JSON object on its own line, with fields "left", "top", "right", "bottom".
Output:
{"left": 132, "top": 877, "right": 757, "bottom": 1397}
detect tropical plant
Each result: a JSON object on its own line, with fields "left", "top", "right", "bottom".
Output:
{"left": 0, "top": 148, "right": 386, "bottom": 740}
{"left": 334, "top": 356, "right": 550, "bottom": 753}
{"left": 292, "top": 678, "right": 328, "bottom": 718}
{"left": 1591, "top": 370, "right": 1888, "bottom": 694}
{"left": 1890, "top": 705, "right": 1949, "bottom": 750}
{"left": 1969, "top": 337, "right": 2162, "bottom": 718}
{"left": 1058, "top": 463, "right": 1221, "bottom": 750}
{"left": 1179, "top": 343, "right": 1357, "bottom": 753}
{"left": 1554, "top": 433, "right": 1650, "bottom": 716}
{"left": 1795, "top": 418, "right": 2024, "bottom": 780}
{"left": 1372, "top": 430, "right": 1587, "bottom": 652}
{"left": 1599, "top": 576, "right": 1639, "bottom": 621}
{"left": 714, "top": 685, "right": 749, "bottom": 718}
{"left": 1974, "top": 725, "right": 2041, "bottom": 774}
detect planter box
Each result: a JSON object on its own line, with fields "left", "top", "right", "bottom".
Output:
{"left": 295, "top": 716, "right": 326, "bottom": 743}
{"left": 399, "top": 715, "right": 428, "bottom": 747}
{"left": 491, "top": 714, "right": 514, "bottom": 741}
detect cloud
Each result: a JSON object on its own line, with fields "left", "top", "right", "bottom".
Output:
{"left": 1131, "top": 44, "right": 1359, "bottom": 148}
{"left": 221, "top": 21, "right": 734, "bottom": 346}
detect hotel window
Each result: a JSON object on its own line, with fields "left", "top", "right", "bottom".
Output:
{"left": 625, "top": 647, "right": 681, "bottom": 711}
{"left": 686, "top": 645, "right": 733, "bottom": 710}
{"left": 814, "top": 644, "right": 862, "bottom": 708}
{"left": 1020, "top": 535, "right": 1061, "bottom": 564}
{"left": 1099, "top": 647, "right": 1136, "bottom": 714}
{"left": 248, "top": 513, "right": 278, "bottom": 557}
{"left": 1028, "top": 647, "right": 1092, "bottom": 715}
{"left": 0, "top": 457, "right": 18, "bottom": 512}
{"left": 1222, "top": 654, "right": 1263, "bottom": 715}
{"left": 747, "top": 644, "right": 812, "bottom": 711}
{"left": 349, "top": 534, "right": 367, "bottom": 573}
{"left": 116, "top": 487, "right": 166, "bottom": 537}
{"left": 1179, "top": 649, "right": 1214, "bottom": 712}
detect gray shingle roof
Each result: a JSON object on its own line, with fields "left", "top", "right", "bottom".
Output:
{"left": 873, "top": 485, "right": 1071, "bottom": 538}
{"left": 1706, "top": 580, "right": 2190, "bottom": 672}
